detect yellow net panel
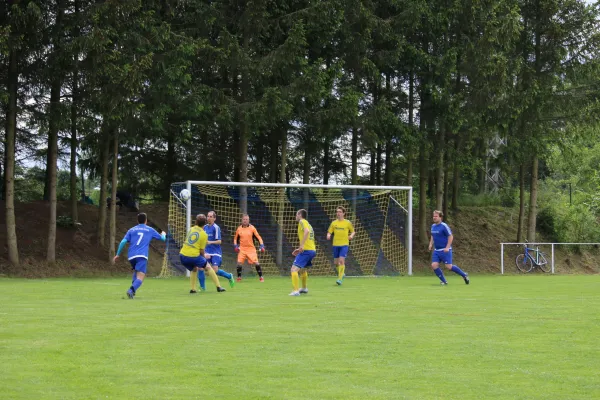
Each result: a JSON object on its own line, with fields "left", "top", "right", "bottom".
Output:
{"left": 160, "top": 184, "right": 409, "bottom": 277}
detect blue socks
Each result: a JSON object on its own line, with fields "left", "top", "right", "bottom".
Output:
{"left": 131, "top": 272, "right": 136, "bottom": 284}
{"left": 451, "top": 265, "right": 467, "bottom": 277}
{"left": 131, "top": 279, "right": 143, "bottom": 292}
{"left": 198, "top": 270, "right": 206, "bottom": 290}
{"left": 217, "top": 269, "right": 233, "bottom": 280}
{"left": 434, "top": 268, "right": 447, "bottom": 283}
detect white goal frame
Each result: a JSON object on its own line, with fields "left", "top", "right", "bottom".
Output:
{"left": 182, "top": 181, "right": 413, "bottom": 275}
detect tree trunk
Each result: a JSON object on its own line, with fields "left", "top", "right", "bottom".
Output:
{"left": 47, "top": 0, "right": 66, "bottom": 264}
{"left": 302, "top": 140, "right": 311, "bottom": 209}
{"left": 255, "top": 133, "right": 264, "bottom": 183}
{"left": 478, "top": 140, "right": 486, "bottom": 194}
{"left": 165, "top": 122, "right": 177, "bottom": 199}
{"left": 369, "top": 150, "right": 376, "bottom": 184}
{"left": 269, "top": 130, "right": 278, "bottom": 183}
{"left": 351, "top": 126, "right": 358, "bottom": 184}
{"left": 384, "top": 139, "right": 392, "bottom": 185}
{"left": 323, "top": 140, "right": 330, "bottom": 185}
{"left": 451, "top": 137, "right": 460, "bottom": 210}
{"left": 276, "top": 125, "right": 288, "bottom": 267}
{"left": 435, "top": 127, "right": 444, "bottom": 210}
{"left": 526, "top": 157, "right": 538, "bottom": 242}
{"left": 97, "top": 126, "right": 110, "bottom": 246}
{"left": 70, "top": 67, "right": 78, "bottom": 224}
{"left": 517, "top": 163, "right": 525, "bottom": 242}
{"left": 5, "top": 34, "right": 19, "bottom": 267}
{"left": 443, "top": 163, "right": 449, "bottom": 221}
{"left": 238, "top": 63, "right": 249, "bottom": 213}
{"left": 407, "top": 70, "right": 414, "bottom": 187}
{"left": 418, "top": 145, "right": 428, "bottom": 245}
{"left": 376, "top": 142, "right": 382, "bottom": 186}
{"left": 80, "top": 166, "right": 85, "bottom": 202}
{"left": 109, "top": 135, "right": 119, "bottom": 263}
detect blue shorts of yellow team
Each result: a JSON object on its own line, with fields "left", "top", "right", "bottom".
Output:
{"left": 129, "top": 257, "right": 148, "bottom": 274}
{"left": 206, "top": 254, "right": 222, "bottom": 267}
{"left": 432, "top": 249, "right": 452, "bottom": 265}
{"left": 180, "top": 254, "right": 208, "bottom": 271}
{"left": 332, "top": 245, "right": 349, "bottom": 259}
{"left": 293, "top": 250, "right": 316, "bottom": 268}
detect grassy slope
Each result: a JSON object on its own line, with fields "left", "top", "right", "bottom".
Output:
{"left": 1, "top": 276, "right": 599, "bottom": 399}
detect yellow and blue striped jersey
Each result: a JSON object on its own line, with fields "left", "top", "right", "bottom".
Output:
{"left": 298, "top": 219, "right": 316, "bottom": 251}
{"left": 180, "top": 226, "right": 208, "bottom": 257}
{"left": 327, "top": 219, "right": 354, "bottom": 247}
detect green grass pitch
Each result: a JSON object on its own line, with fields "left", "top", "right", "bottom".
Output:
{"left": 1, "top": 275, "right": 599, "bottom": 399}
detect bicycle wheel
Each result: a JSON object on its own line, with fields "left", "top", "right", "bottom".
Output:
{"left": 538, "top": 253, "right": 551, "bottom": 272}
{"left": 515, "top": 254, "right": 533, "bottom": 273}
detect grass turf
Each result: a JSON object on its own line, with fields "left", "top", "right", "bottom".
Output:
{"left": 1, "top": 275, "right": 599, "bottom": 399}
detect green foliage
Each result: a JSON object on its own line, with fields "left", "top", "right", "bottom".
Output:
{"left": 499, "top": 187, "right": 518, "bottom": 208}
{"left": 14, "top": 167, "right": 73, "bottom": 203}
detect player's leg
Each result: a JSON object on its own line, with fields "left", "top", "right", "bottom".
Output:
{"left": 211, "top": 256, "right": 234, "bottom": 288}
{"left": 236, "top": 252, "right": 245, "bottom": 281}
{"left": 336, "top": 246, "right": 348, "bottom": 285}
{"left": 332, "top": 246, "right": 340, "bottom": 283}
{"left": 198, "top": 269, "right": 206, "bottom": 291}
{"left": 431, "top": 251, "right": 448, "bottom": 284}
{"left": 127, "top": 259, "right": 147, "bottom": 298}
{"left": 249, "top": 251, "right": 264, "bottom": 281}
{"left": 190, "top": 269, "right": 198, "bottom": 293}
{"left": 201, "top": 262, "right": 226, "bottom": 292}
{"left": 290, "top": 265, "right": 301, "bottom": 296}
{"left": 300, "top": 251, "right": 315, "bottom": 293}
{"left": 443, "top": 250, "right": 469, "bottom": 284}
{"left": 336, "top": 257, "right": 346, "bottom": 285}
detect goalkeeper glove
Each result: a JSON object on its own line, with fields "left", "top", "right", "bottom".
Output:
{"left": 259, "top": 244, "right": 265, "bottom": 252}
{"left": 234, "top": 245, "right": 240, "bottom": 253}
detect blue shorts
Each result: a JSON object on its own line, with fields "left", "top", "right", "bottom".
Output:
{"left": 129, "top": 257, "right": 148, "bottom": 274}
{"left": 293, "top": 250, "right": 316, "bottom": 268}
{"left": 179, "top": 254, "right": 208, "bottom": 271}
{"left": 206, "top": 255, "right": 222, "bottom": 267}
{"left": 432, "top": 249, "right": 453, "bottom": 265}
{"left": 332, "top": 245, "right": 349, "bottom": 259}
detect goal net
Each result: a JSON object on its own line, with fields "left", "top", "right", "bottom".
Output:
{"left": 159, "top": 182, "right": 412, "bottom": 278}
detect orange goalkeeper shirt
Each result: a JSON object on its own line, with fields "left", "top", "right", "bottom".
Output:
{"left": 234, "top": 224, "right": 264, "bottom": 251}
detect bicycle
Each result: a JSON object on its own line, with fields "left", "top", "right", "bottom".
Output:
{"left": 515, "top": 244, "right": 551, "bottom": 273}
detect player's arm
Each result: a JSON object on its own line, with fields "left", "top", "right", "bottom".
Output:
{"left": 348, "top": 222, "right": 355, "bottom": 240}
{"left": 327, "top": 221, "right": 334, "bottom": 240}
{"left": 252, "top": 226, "right": 265, "bottom": 252}
{"left": 114, "top": 234, "right": 129, "bottom": 262}
{"left": 444, "top": 234, "right": 453, "bottom": 252}
{"left": 428, "top": 233, "right": 433, "bottom": 251}
{"left": 152, "top": 229, "right": 167, "bottom": 242}
{"left": 233, "top": 227, "right": 240, "bottom": 252}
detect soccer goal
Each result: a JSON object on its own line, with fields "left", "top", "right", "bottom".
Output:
{"left": 159, "top": 181, "right": 412, "bottom": 277}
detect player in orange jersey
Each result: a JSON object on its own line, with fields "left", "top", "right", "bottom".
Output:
{"left": 233, "top": 214, "right": 265, "bottom": 282}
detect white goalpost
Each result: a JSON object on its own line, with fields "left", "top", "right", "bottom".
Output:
{"left": 160, "top": 181, "right": 413, "bottom": 278}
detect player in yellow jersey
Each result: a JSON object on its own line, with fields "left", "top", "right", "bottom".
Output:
{"left": 179, "top": 214, "right": 226, "bottom": 293}
{"left": 289, "top": 209, "right": 316, "bottom": 296}
{"left": 327, "top": 206, "right": 355, "bottom": 286}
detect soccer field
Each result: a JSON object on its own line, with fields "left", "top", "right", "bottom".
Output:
{"left": 1, "top": 275, "right": 599, "bottom": 399}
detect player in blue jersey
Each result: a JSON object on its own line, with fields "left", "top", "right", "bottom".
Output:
{"left": 114, "top": 213, "right": 167, "bottom": 299}
{"left": 429, "top": 210, "right": 470, "bottom": 285}
{"left": 190, "top": 211, "right": 235, "bottom": 292}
